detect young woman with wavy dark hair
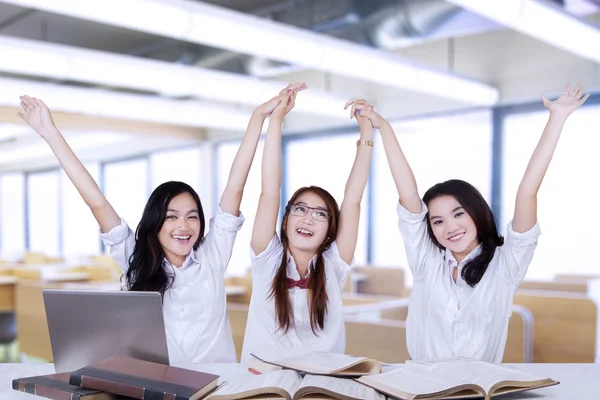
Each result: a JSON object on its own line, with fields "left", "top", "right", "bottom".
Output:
{"left": 240, "top": 97, "right": 374, "bottom": 363}
{"left": 17, "top": 82, "right": 307, "bottom": 364}
{"left": 355, "top": 82, "right": 590, "bottom": 363}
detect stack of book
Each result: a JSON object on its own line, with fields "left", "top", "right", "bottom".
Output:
{"left": 12, "top": 355, "right": 219, "bottom": 400}
{"left": 12, "top": 353, "right": 559, "bottom": 400}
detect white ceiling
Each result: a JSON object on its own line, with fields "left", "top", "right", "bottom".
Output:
{"left": 0, "top": 0, "right": 599, "bottom": 171}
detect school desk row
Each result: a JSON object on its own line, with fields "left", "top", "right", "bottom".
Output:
{"left": 8, "top": 276, "right": 600, "bottom": 365}
{"left": 2, "top": 260, "right": 599, "bottom": 363}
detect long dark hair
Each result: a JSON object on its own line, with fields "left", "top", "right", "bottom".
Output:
{"left": 270, "top": 186, "right": 339, "bottom": 334}
{"left": 422, "top": 179, "right": 503, "bottom": 287}
{"left": 125, "top": 181, "right": 205, "bottom": 296}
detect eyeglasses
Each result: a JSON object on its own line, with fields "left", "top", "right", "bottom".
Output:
{"left": 289, "top": 204, "right": 331, "bottom": 222}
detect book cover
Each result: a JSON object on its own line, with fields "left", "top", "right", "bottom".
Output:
{"left": 13, "top": 372, "right": 114, "bottom": 400}
{"left": 69, "top": 355, "right": 219, "bottom": 400}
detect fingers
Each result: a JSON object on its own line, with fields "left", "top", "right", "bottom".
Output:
{"left": 288, "top": 91, "right": 297, "bottom": 109}
{"left": 279, "top": 82, "right": 307, "bottom": 95}
{"left": 562, "top": 82, "right": 572, "bottom": 95}
{"left": 540, "top": 94, "right": 550, "bottom": 107}
{"left": 574, "top": 83, "right": 585, "bottom": 100}
{"left": 354, "top": 103, "right": 374, "bottom": 117}
{"left": 20, "top": 95, "right": 35, "bottom": 112}
{"left": 570, "top": 82, "right": 581, "bottom": 97}
{"left": 17, "top": 111, "right": 25, "bottom": 120}
{"left": 579, "top": 93, "right": 591, "bottom": 105}
{"left": 344, "top": 98, "right": 358, "bottom": 110}
{"left": 345, "top": 98, "right": 373, "bottom": 119}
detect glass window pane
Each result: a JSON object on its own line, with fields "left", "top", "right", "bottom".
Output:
{"left": 216, "top": 140, "right": 263, "bottom": 276}
{"left": 150, "top": 147, "right": 203, "bottom": 195}
{"left": 371, "top": 111, "right": 492, "bottom": 285}
{"left": 286, "top": 133, "right": 369, "bottom": 265}
{"left": 0, "top": 173, "right": 26, "bottom": 258}
{"left": 61, "top": 164, "right": 101, "bottom": 259}
{"left": 502, "top": 105, "right": 600, "bottom": 279}
{"left": 103, "top": 158, "right": 148, "bottom": 234}
{"left": 27, "top": 170, "right": 61, "bottom": 257}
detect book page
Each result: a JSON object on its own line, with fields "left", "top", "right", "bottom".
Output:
{"left": 426, "top": 362, "right": 550, "bottom": 393}
{"left": 358, "top": 365, "right": 468, "bottom": 396}
{"left": 208, "top": 370, "right": 302, "bottom": 399}
{"left": 298, "top": 375, "right": 385, "bottom": 400}
{"left": 277, "top": 352, "right": 368, "bottom": 374}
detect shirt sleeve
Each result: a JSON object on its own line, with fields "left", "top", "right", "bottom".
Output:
{"left": 498, "top": 220, "right": 541, "bottom": 286}
{"left": 99, "top": 218, "right": 135, "bottom": 274}
{"left": 198, "top": 206, "right": 245, "bottom": 273}
{"left": 397, "top": 200, "right": 441, "bottom": 279}
{"left": 250, "top": 234, "right": 284, "bottom": 278}
{"left": 325, "top": 241, "right": 353, "bottom": 291}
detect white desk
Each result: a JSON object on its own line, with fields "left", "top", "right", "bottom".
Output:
{"left": 1, "top": 363, "right": 598, "bottom": 399}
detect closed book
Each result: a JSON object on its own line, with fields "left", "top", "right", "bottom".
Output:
{"left": 13, "top": 372, "right": 114, "bottom": 400}
{"left": 69, "top": 355, "right": 219, "bottom": 400}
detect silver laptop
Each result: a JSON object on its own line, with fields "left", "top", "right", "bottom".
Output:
{"left": 43, "top": 289, "right": 170, "bottom": 373}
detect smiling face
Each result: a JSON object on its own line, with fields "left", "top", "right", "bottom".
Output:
{"left": 285, "top": 191, "right": 331, "bottom": 254}
{"left": 157, "top": 192, "right": 201, "bottom": 267}
{"left": 428, "top": 195, "right": 480, "bottom": 263}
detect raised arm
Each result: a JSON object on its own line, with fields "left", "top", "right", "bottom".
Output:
{"left": 219, "top": 82, "right": 306, "bottom": 216}
{"left": 18, "top": 95, "right": 120, "bottom": 233}
{"left": 250, "top": 84, "right": 305, "bottom": 254}
{"left": 358, "top": 103, "right": 422, "bottom": 213}
{"left": 334, "top": 99, "right": 376, "bottom": 263}
{"left": 512, "top": 82, "right": 590, "bottom": 233}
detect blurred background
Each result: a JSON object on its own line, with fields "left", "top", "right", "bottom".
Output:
{"left": 0, "top": 0, "right": 599, "bottom": 365}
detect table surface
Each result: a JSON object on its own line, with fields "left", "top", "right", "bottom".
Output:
{"left": 2, "top": 362, "right": 599, "bottom": 399}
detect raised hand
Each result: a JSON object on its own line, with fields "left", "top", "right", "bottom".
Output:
{"left": 270, "top": 83, "right": 305, "bottom": 121}
{"left": 18, "top": 95, "right": 58, "bottom": 138}
{"left": 541, "top": 82, "right": 590, "bottom": 117}
{"left": 344, "top": 98, "right": 384, "bottom": 128}
{"left": 254, "top": 82, "right": 307, "bottom": 118}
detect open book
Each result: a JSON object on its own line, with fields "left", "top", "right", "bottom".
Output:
{"left": 208, "top": 369, "right": 384, "bottom": 400}
{"left": 250, "top": 351, "right": 382, "bottom": 377}
{"left": 356, "top": 359, "right": 559, "bottom": 400}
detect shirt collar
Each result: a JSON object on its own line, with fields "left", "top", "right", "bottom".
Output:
{"left": 444, "top": 243, "right": 483, "bottom": 268}
{"left": 163, "top": 250, "right": 198, "bottom": 272}
{"left": 286, "top": 250, "right": 318, "bottom": 279}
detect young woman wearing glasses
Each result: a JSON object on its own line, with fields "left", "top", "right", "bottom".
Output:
{"left": 240, "top": 97, "right": 374, "bottom": 363}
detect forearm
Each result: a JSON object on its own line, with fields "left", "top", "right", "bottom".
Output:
{"left": 45, "top": 128, "right": 109, "bottom": 210}
{"left": 378, "top": 121, "right": 421, "bottom": 212}
{"left": 220, "top": 111, "right": 265, "bottom": 213}
{"left": 518, "top": 113, "right": 567, "bottom": 197}
{"left": 343, "top": 122, "right": 375, "bottom": 205}
{"left": 261, "top": 117, "right": 283, "bottom": 196}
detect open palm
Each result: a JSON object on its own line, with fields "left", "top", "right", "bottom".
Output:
{"left": 542, "top": 82, "right": 590, "bottom": 116}
{"left": 18, "top": 95, "right": 56, "bottom": 137}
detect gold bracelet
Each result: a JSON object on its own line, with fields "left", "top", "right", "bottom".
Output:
{"left": 356, "top": 139, "right": 374, "bottom": 147}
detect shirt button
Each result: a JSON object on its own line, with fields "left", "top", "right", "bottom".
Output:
{"left": 180, "top": 307, "right": 185, "bottom": 312}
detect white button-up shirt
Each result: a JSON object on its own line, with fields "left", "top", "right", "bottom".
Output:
{"left": 398, "top": 201, "right": 541, "bottom": 363}
{"left": 100, "top": 207, "right": 244, "bottom": 364}
{"left": 240, "top": 235, "right": 352, "bottom": 364}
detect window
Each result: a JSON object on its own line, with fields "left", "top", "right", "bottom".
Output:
{"left": 103, "top": 158, "right": 149, "bottom": 234}
{"left": 501, "top": 105, "right": 600, "bottom": 279}
{"left": 215, "top": 140, "right": 263, "bottom": 276}
{"left": 27, "top": 170, "right": 61, "bottom": 257}
{"left": 0, "top": 173, "right": 26, "bottom": 258}
{"left": 150, "top": 147, "right": 203, "bottom": 195}
{"left": 61, "top": 164, "right": 101, "bottom": 258}
{"left": 286, "top": 133, "right": 369, "bottom": 265}
{"left": 371, "top": 111, "right": 492, "bottom": 285}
